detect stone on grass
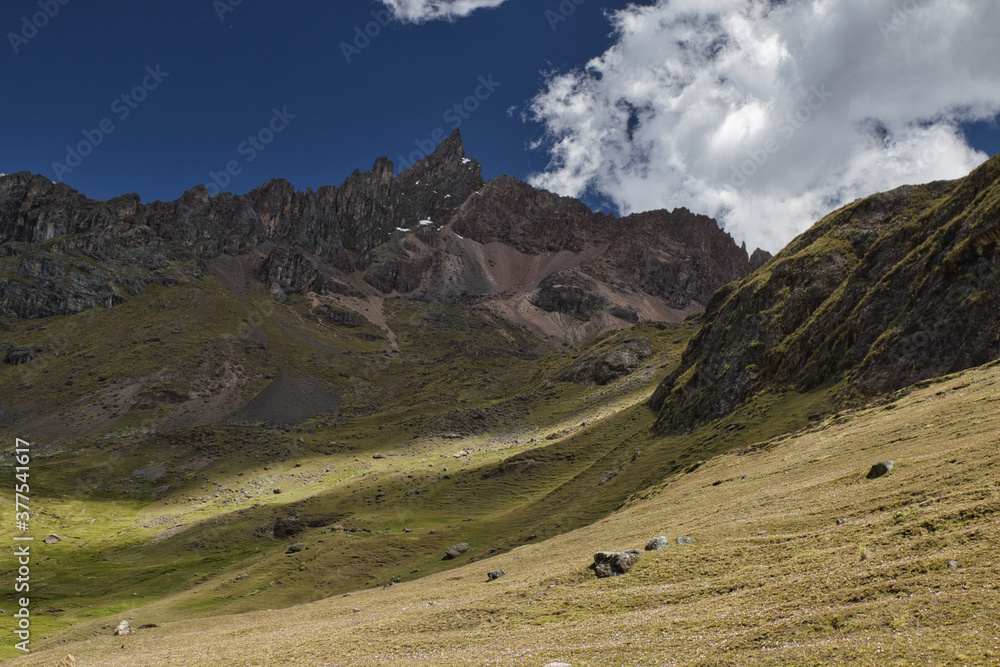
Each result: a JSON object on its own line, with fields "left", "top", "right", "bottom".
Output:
{"left": 57, "top": 656, "right": 76, "bottom": 667}
{"left": 113, "top": 620, "right": 132, "bottom": 636}
{"left": 44, "top": 534, "right": 62, "bottom": 544}
{"left": 591, "top": 550, "right": 640, "bottom": 578}
{"left": 676, "top": 536, "right": 696, "bottom": 545}
{"left": 487, "top": 569, "right": 506, "bottom": 582}
{"left": 543, "top": 663, "right": 573, "bottom": 667}
{"left": 645, "top": 536, "right": 670, "bottom": 551}
{"left": 444, "top": 542, "right": 470, "bottom": 560}
{"left": 867, "top": 461, "right": 894, "bottom": 479}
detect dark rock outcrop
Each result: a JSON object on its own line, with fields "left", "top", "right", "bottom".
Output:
{"left": 651, "top": 154, "right": 1000, "bottom": 431}
{"left": 559, "top": 338, "right": 653, "bottom": 385}
{"left": 314, "top": 305, "right": 361, "bottom": 328}
{"left": 272, "top": 515, "right": 306, "bottom": 539}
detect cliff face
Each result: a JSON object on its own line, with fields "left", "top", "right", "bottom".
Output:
{"left": 650, "top": 153, "right": 1000, "bottom": 431}
{"left": 0, "top": 129, "right": 757, "bottom": 342}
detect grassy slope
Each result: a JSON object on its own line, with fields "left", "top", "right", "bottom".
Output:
{"left": 4, "top": 275, "right": 784, "bottom": 658}
{"left": 8, "top": 357, "right": 999, "bottom": 665}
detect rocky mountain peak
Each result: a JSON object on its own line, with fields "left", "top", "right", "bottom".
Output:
{"left": 0, "top": 133, "right": 756, "bottom": 344}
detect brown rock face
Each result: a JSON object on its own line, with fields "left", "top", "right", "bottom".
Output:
{"left": 651, "top": 153, "right": 1000, "bottom": 432}
{"left": 0, "top": 131, "right": 756, "bottom": 343}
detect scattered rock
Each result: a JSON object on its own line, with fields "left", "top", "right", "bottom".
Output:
{"left": 44, "top": 534, "right": 62, "bottom": 545}
{"left": 236, "top": 573, "right": 248, "bottom": 580}
{"left": 113, "top": 620, "right": 132, "bottom": 636}
{"left": 286, "top": 543, "right": 305, "bottom": 554}
{"left": 487, "top": 569, "right": 506, "bottom": 582}
{"left": 273, "top": 488, "right": 282, "bottom": 494}
{"left": 867, "top": 461, "right": 894, "bottom": 479}
{"left": 352, "top": 608, "right": 361, "bottom": 613}
{"left": 543, "top": 663, "right": 573, "bottom": 667}
{"left": 645, "top": 536, "right": 670, "bottom": 551}
{"left": 676, "top": 536, "right": 696, "bottom": 545}
{"left": 372, "top": 453, "right": 386, "bottom": 459}
{"left": 444, "top": 542, "right": 470, "bottom": 560}
{"left": 837, "top": 518, "right": 848, "bottom": 526}
{"left": 57, "top": 656, "right": 76, "bottom": 667}
{"left": 591, "top": 550, "right": 640, "bottom": 578}
{"left": 948, "top": 560, "right": 960, "bottom": 569}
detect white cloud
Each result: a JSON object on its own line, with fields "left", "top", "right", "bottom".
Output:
{"left": 528, "top": 0, "right": 1000, "bottom": 253}
{"left": 379, "top": 0, "right": 507, "bottom": 23}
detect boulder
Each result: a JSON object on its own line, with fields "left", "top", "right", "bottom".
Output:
{"left": 5, "top": 346, "right": 35, "bottom": 366}
{"left": 57, "top": 656, "right": 76, "bottom": 667}
{"left": 645, "top": 536, "right": 670, "bottom": 551}
{"left": 487, "top": 569, "right": 506, "bottom": 582}
{"left": 676, "top": 536, "right": 696, "bottom": 545}
{"left": 286, "top": 543, "right": 305, "bottom": 554}
{"left": 591, "top": 550, "right": 640, "bottom": 578}
{"left": 444, "top": 542, "right": 470, "bottom": 560}
{"left": 867, "top": 461, "right": 894, "bottom": 479}
{"left": 113, "top": 620, "right": 132, "bottom": 636}
{"left": 44, "top": 534, "right": 62, "bottom": 544}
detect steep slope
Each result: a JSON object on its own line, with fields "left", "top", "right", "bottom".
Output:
{"left": 13, "top": 359, "right": 1000, "bottom": 666}
{"left": 651, "top": 153, "right": 1000, "bottom": 431}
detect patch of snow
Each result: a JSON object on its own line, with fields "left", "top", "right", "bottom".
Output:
{"left": 415, "top": 180, "right": 420, "bottom": 185}
{"left": 396, "top": 227, "right": 410, "bottom": 232}
{"left": 444, "top": 194, "right": 451, "bottom": 198}
{"left": 454, "top": 233, "right": 464, "bottom": 240}
{"left": 461, "top": 158, "right": 471, "bottom": 165}
{"left": 419, "top": 220, "right": 434, "bottom": 226}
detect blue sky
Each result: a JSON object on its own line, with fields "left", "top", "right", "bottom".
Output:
{"left": 1, "top": 0, "right": 632, "bottom": 201}
{"left": 3, "top": 0, "right": 999, "bottom": 252}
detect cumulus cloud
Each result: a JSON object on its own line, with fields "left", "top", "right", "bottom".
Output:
{"left": 379, "top": 0, "right": 507, "bottom": 23}
{"left": 527, "top": 0, "right": 1000, "bottom": 253}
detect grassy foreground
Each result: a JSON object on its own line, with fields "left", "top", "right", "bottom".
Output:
{"left": 7, "top": 358, "right": 999, "bottom": 665}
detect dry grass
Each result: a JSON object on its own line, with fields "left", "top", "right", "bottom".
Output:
{"left": 11, "top": 362, "right": 1000, "bottom": 665}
